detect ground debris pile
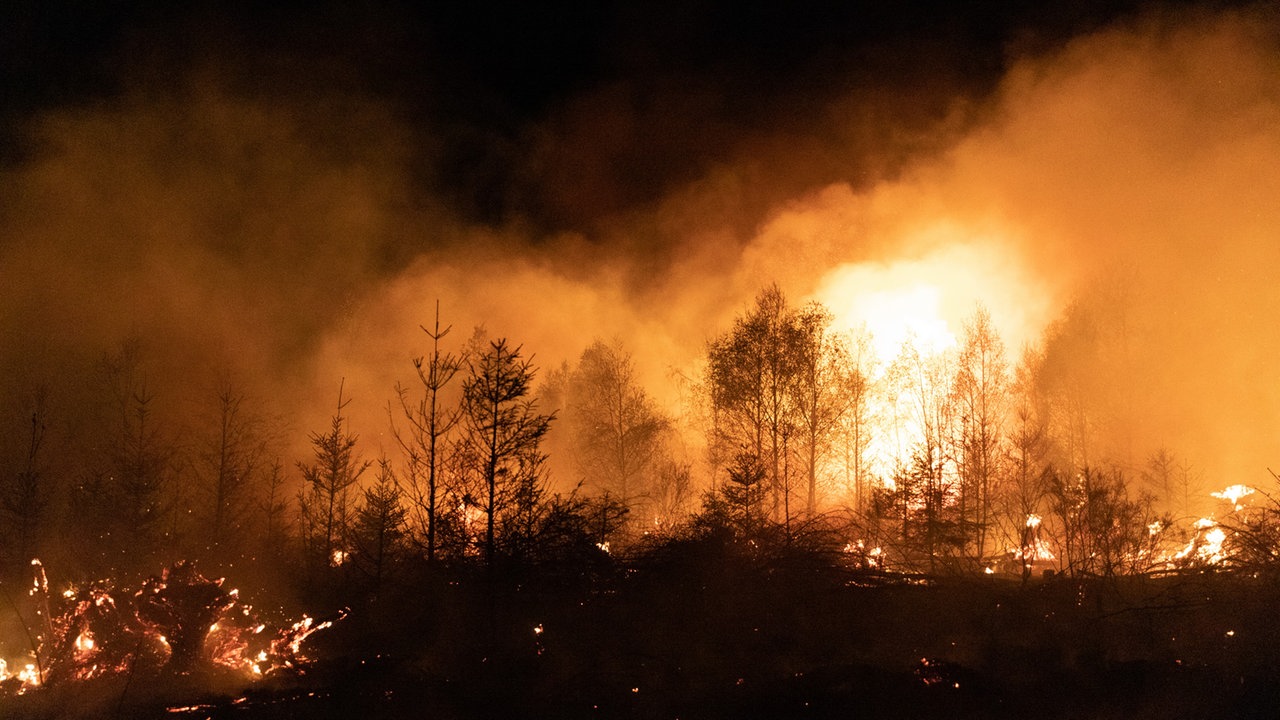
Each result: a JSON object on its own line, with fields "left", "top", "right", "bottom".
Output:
{"left": 0, "top": 559, "right": 344, "bottom": 715}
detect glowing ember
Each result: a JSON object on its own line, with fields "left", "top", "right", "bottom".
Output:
{"left": 0, "top": 560, "right": 344, "bottom": 698}
{"left": 272, "top": 609, "right": 348, "bottom": 664}
{"left": 73, "top": 631, "right": 94, "bottom": 654}
{"left": 842, "top": 541, "right": 886, "bottom": 570}
{"left": 135, "top": 562, "right": 239, "bottom": 674}
{"left": 916, "top": 657, "right": 963, "bottom": 688}
{"left": 0, "top": 659, "right": 41, "bottom": 693}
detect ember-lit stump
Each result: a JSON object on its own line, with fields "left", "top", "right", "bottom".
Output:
{"left": 135, "top": 561, "right": 235, "bottom": 674}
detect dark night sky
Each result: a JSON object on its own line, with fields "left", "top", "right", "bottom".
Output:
{"left": 0, "top": 0, "right": 1206, "bottom": 234}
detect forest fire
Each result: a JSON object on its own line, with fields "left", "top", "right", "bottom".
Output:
{"left": 0, "top": 560, "right": 343, "bottom": 703}
{"left": 2, "top": 1, "right": 1280, "bottom": 717}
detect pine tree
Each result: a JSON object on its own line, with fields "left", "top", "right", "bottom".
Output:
{"left": 352, "top": 459, "right": 407, "bottom": 591}
{"left": 392, "top": 301, "right": 462, "bottom": 564}
{"left": 460, "top": 336, "right": 554, "bottom": 566}
{"left": 2, "top": 388, "right": 50, "bottom": 568}
{"left": 297, "top": 382, "right": 370, "bottom": 569}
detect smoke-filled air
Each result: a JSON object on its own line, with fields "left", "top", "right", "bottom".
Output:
{"left": 2, "top": 2, "right": 1280, "bottom": 717}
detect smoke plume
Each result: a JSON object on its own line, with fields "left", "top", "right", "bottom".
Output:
{"left": 0, "top": 3, "right": 1276, "bottom": 497}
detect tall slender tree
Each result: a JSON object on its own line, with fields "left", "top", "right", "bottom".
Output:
{"left": 87, "top": 339, "right": 175, "bottom": 569}
{"left": 460, "top": 337, "right": 554, "bottom": 566}
{"left": 2, "top": 387, "right": 51, "bottom": 567}
{"left": 566, "top": 339, "right": 669, "bottom": 510}
{"left": 706, "top": 286, "right": 803, "bottom": 526}
{"left": 298, "top": 382, "right": 371, "bottom": 568}
{"left": 1002, "top": 348, "right": 1051, "bottom": 582}
{"left": 951, "top": 306, "right": 1009, "bottom": 566}
{"left": 884, "top": 338, "right": 958, "bottom": 571}
{"left": 195, "top": 384, "right": 269, "bottom": 560}
{"left": 351, "top": 458, "right": 407, "bottom": 592}
{"left": 837, "top": 330, "right": 876, "bottom": 513}
{"left": 392, "top": 301, "right": 463, "bottom": 564}
{"left": 792, "top": 304, "right": 861, "bottom": 515}
{"left": 258, "top": 458, "right": 290, "bottom": 560}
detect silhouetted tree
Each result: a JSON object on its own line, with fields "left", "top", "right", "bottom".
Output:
{"left": 351, "top": 458, "right": 407, "bottom": 592}
{"left": 891, "top": 443, "right": 965, "bottom": 574}
{"left": 951, "top": 306, "right": 1008, "bottom": 567}
{"left": 392, "top": 302, "right": 463, "bottom": 564}
{"left": 193, "top": 384, "right": 270, "bottom": 560}
{"left": 565, "top": 339, "right": 670, "bottom": 522}
{"left": 1000, "top": 350, "right": 1052, "bottom": 582}
{"left": 881, "top": 337, "right": 958, "bottom": 572}
{"left": 714, "top": 451, "right": 768, "bottom": 539}
{"left": 887, "top": 337, "right": 953, "bottom": 476}
{"left": 792, "top": 304, "right": 861, "bottom": 515}
{"left": 1142, "top": 447, "right": 1205, "bottom": 520}
{"left": 1, "top": 387, "right": 51, "bottom": 568}
{"left": 297, "top": 382, "right": 371, "bottom": 569}
{"left": 258, "top": 458, "right": 290, "bottom": 560}
{"left": 835, "top": 329, "right": 876, "bottom": 513}
{"left": 78, "top": 340, "right": 175, "bottom": 570}
{"left": 1045, "top": 465, "right": 1167, "bottom": 577}
{"left": 707, "top": 286, "right": 813, "bottom": 533}
{"left": 497, "top": 447, "right": 553, "bottom": 561}
{"left": 460, "top": 336, "right": 554, "bottom": 566}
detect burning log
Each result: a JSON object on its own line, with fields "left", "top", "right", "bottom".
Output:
{"left": 42, "top": 583, "right": 129, "bottom": 685}
{"left": 1, "top": 559, "right": 345, "bottom": 701}
{"left": 266, "top": 608, "right": 350, "bottom": 672}
{"left": 134, "top": 561, "right": 237, "bottom": 674}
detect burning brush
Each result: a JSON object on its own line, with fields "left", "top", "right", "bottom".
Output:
{"left": 0, "top": 559, "right": 346, "bottom": 697}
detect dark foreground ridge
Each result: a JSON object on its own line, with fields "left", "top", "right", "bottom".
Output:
{"left": 5, "top": 545, "right": 1280, "bottom": 720}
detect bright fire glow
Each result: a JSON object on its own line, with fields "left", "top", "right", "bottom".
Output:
{"left": 0, "top": 659, "right": 41, "bottom": 692}
{"left": 1211, "top": 484, "right": 1254, "bottom": 507}
{"left": 848, "top": 284, "right": 956, "bottom": 361}
{"left": 1175, "top": 518, "right": 1228, "bottom": 565}
{"left": 809, "top": 240, "right": 1050, "bottom": 485}
{"left": 812, "top": 241, "right": 1048, "bottom": 370}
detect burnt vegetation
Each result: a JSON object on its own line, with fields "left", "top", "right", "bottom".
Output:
{"left": 2, "top": 287, "right": 1280, "bottom": 720}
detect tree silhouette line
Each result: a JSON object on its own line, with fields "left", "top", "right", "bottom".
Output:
{"left": 0, "top": 281, "right": 1271, "bottom": 601}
